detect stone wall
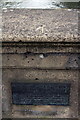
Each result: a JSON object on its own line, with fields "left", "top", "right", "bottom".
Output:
{"left": 2, "top": 42, "right": 80, "bottom": 119}
{"left": 2, "top": 8, "right": 80, "bottom": 119}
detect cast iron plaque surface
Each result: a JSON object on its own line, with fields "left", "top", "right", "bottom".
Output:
{"left": 11, "top": 82, "right": 71, "bottom": 106}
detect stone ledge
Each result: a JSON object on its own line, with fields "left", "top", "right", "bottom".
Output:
{"left": 2, "top": 9, "right": 79, "bottom": 42}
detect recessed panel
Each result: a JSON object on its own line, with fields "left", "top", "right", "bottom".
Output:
{"left": 11, "top": 82, "right": 71, "bottom": 106}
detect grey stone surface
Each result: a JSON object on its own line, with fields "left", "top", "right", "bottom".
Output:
{"left": 2, "top": 69, "right": 78, "bottom": 118}
{"left": 2, "top": 8, "right": 80, "bottom": 118}
{"left": 2, "top": 44, "right": 79, "bottom": 118}
{"left": 2, "top": 9, "right": 79, "bottom": 42}
{"left": 2, "top": 53, "right": 79, "bottom": 69}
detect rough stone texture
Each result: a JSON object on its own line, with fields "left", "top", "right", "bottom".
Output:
{"left": 2, "top": 69, "right": 79, "bottom": 118}
{"left": 2, "top": 9, "right": 79, "bottom": 42}
{"left": 2, "top": 45, "right": 79, "bottom": 119}
{"left": 2, "top": 53, "right": 80, "bottom": 69}
{"left": 3, "top": 69, "right": 78, "bottom": 118}
{"left": 2, "top": 8, "right": 80, "bottom": 119}
{"left": 2, "top": 43, "right": 80, "bottom": 69}
{"left": 1, "top": 118, "right": 80, "bottom": 120}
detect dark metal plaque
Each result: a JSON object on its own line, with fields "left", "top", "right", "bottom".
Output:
{"left": 11, "top": 82, "right": 71, "bottom": 106}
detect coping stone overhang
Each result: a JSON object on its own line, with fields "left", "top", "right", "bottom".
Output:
{"left": 2, "top": 9, "right": 80, "bottom": 43}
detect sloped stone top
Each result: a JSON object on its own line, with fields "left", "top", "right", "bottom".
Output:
{"left": 2, "top": 9, "right": 79, "bottom": 42}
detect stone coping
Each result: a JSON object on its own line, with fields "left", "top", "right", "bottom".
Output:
{"left": 2, "top": 9, "right": 79, "bottom": 42}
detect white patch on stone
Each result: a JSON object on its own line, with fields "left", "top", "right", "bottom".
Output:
{"left": 67, "top": 9, "right": 72, "bottom": 11}
{"left": 2, "top": 8, "right": 7, "bottom": 10}
{"left": 39, "top": 54, "right": 44, "bottom": 59}
{"left": 10, "top": 9, "right": 14, "bottom": 12}
{"left": 3, "top": 10, "right": 7, "bottom": 13}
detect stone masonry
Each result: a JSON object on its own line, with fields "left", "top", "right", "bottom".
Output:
{"left": 1, "top": 9, "right": 80, "bottom": 119}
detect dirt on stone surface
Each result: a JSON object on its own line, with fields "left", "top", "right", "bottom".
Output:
{"left": 2, "top": 9, "right": 79, "bottom": 42}
{"left": 1, "top": 7, "right": 80, "bottom": 119}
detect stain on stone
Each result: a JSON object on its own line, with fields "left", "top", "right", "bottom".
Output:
{"left": 24, "top": 52, "right": 32, "bottom": 57}
{"left": 25, "top": 55, "right": 27, "bottom": 58}
{"left": 19, "top": 40, "right": 22, "bottom": 43}
{"left": 15, "top": 50, "right": 17, "bottom": 53}
{"left": 77, "top": 55, "right": 80, "bottom": 67}
{"left": 32, "top": 58, "right": 34, "bottom": 60}
{"left": 28, "top": 61, "right": 29, "bottom": 63}
{"left": 65, "top": 55, "right": 79, "bottom": 69}
{"left": 35, "top": 78, "right": 39, "bottom": 80}
{"left": 44, "top": 53, "right": 48, "bottom": 57}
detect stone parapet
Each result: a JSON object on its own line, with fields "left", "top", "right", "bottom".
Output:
{"left": 2, "top": 9, "right": 79, "bottom": 42}
{"left": 1, "top": 8, "right": 80, "bottom": 119}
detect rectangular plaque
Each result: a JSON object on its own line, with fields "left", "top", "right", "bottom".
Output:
{"left": 11, "top": 82, "right": 71, "bottom": 106}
